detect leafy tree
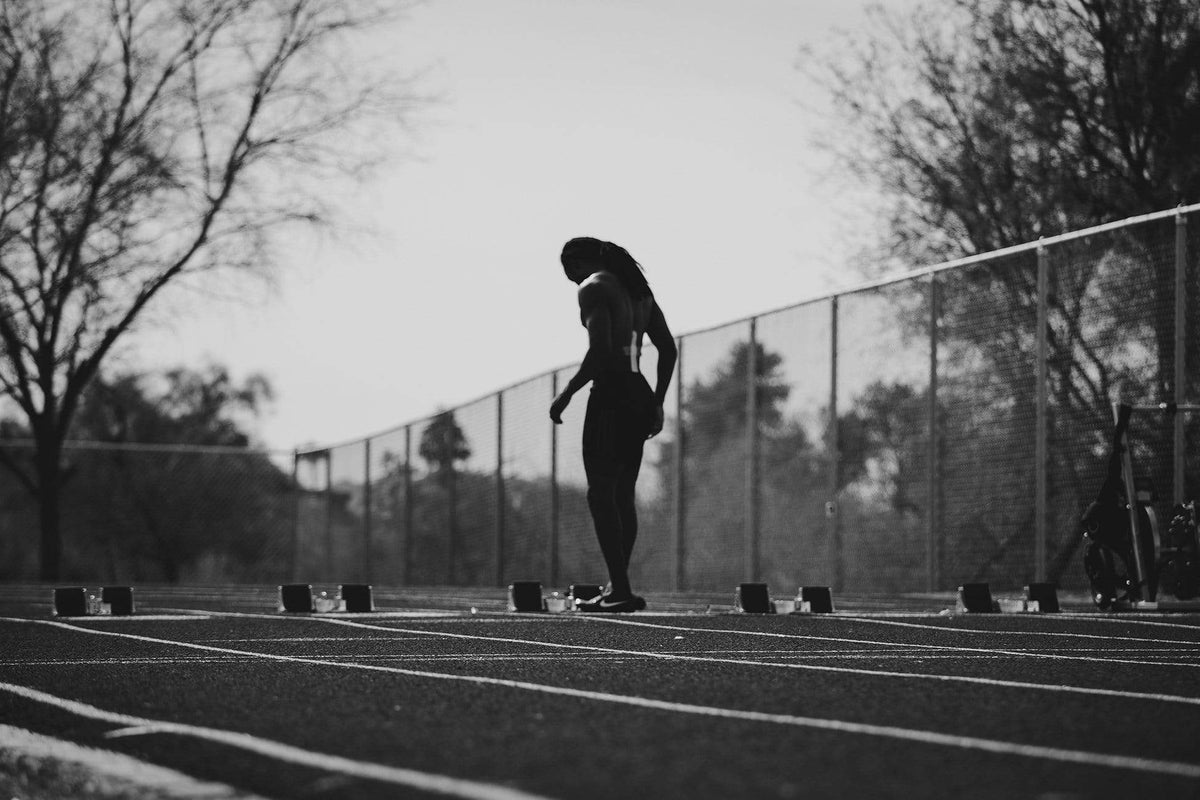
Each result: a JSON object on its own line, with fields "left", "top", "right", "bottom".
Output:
{"left": 0, "top": 365, "right": 288, "bottom": 581}
{"left": 650, "top": 338, "right": 823, "bottom": 586}
{"left": 73, "top": 365, "right": 272, "bottom": 447}
{"left": 0, "top": 0, "right": 424, "bottom": 578}
{"left": 418, "top": 410, "right": 471, "bottom": 485}
{"left": 837, "top": 382, "right": 926, "bottom": 514}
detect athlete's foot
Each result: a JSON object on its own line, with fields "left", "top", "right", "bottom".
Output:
{"left": 578, "top": 593, "right": 646, "bottom": 613}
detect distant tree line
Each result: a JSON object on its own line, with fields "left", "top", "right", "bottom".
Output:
{"left": 0, "top": 366, "right": 292, "bottom": 582}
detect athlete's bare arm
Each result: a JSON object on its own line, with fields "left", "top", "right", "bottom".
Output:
{"left": 644, "top": 301, "right": 676, "bottom": 436}
{"left": 550, "top": 279, "right": 614, "bottom": 424}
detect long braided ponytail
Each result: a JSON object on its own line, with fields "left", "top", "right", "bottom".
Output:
{"left": 561, "top": 237, "right": 652, "bottom": 301}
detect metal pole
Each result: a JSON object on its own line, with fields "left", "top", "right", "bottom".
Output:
{"left": 403, "top": 425, "right": 413, "bottom": 586}
{"left": 927, "top": 275, "right": 939, "bottom": 592}
{"left": 291, "top": 449, "right": 301, "bottom": 582}
{"left": 673, "top": 336, "right": 686, "bottom": 591}
{"left": 745, "top": 319, "right": 760, "bottom": 582}
{"left": 496, "top": 391, "right": 505, "bottom": 586}
{"left": 1035, "top": 242, "right": 1049, "bottom": 583}
{"left": 1175, "top": 209, "right": 1187, "bottom": 505}
{"left": 363, "top": 438, "right": 372, "bottom": 583}
{"left": 829, "top": 296, "right": 841, "bottom": 589}
{"left": 549, "top": 373, "right": 560, "bottom": 587}
{"left": 324, "top": 450, "right": 334, "bottom": 581}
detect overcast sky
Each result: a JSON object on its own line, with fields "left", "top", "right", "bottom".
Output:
{"left": 125, "top": 0, "right": 914, "bottom": 452}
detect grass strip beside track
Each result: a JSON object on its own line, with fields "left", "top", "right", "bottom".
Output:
{"left": 6, "top": 616, "right": 1200, "bottom": 780}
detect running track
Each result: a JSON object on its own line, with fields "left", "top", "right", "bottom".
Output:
{"left": 1, "top": 584, "right": 1199, "bottom": 799}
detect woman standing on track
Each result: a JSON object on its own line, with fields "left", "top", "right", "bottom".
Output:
{"left": 550, "top": 237, "right": 677, "bottom": 612}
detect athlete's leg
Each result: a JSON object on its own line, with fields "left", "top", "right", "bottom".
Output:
{"left": 615, "top": 446, "right": 644, "bottom": 566}
{"left": 616, "top": 374, "right": 653, "bottom": 567}
{"left": 582, "top": 393, "right": 633, "bottom": 599}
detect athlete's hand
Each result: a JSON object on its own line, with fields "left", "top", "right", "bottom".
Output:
{"left": 550, "top": 392, "right": 571, "bottom": 424}
{"left": 648, "top": 404, "right": 665, "bottom": 438}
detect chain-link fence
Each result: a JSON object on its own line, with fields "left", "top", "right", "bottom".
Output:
{"left": 294, "top": 205, "right": 1199, "bottom": 594}
{"left": 2, "top": 206, "right": 1196, "bottom": 592}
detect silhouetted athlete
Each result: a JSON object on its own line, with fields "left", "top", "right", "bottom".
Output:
{"left": 550, "top": 237, "right": 677, "bottom": 612}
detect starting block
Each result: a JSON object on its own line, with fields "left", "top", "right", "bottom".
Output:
{"left": 339, "top": 584, "right": 374, "bottom": 613}
{"left": 735, "top": 583, "right": 772, "bottom": 613}
{"left": 508, "top": 581, "right": 545, "bottom": 613}
{"left": 102, "top": 586, "right": 135, "bottom": 616}
{"left": 794, "top": 586, "right": 835, "bottom": 614}
{"left": 279, "top": 584, "right": 315, "bottom": 613}
{"left": 956, "top": 583, "right": 998, "bottom": 613}
{"left": 958, "top": 583, "right": 1057, "bottom": 614}
{"left": 53, "top": 586, "right": 134, "bottom": 617}
{"left": 568, "top": 583, "right": 603, "bottom": 606}
{"left": 53, "top": 587, "right": 88, "bottom": 617}
{"left": 279, "top": 583, "right": 375, "bottom": 613}
{"left": 1024, "top": 583, "right": 1059, "bottom": 613}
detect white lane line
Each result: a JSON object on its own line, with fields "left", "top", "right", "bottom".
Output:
{"left": 826, "top": 616, "right": 1200, "bottom": 646}
{"left": 184, "top": 610, "right": 1200, "bottom": 706}
{"left": 61, "top": 615, "right": 212, "bottom": 622}
{"left": 4, "top": 633, "right": 1200, "bottom": 782}
{"left": 573, "top": 615, "right": 1200, "bottom": 669}
{"left": 6, "top": 651, "right": 1200, "bottom": 669}
{"left": 1073, "top": 616, "right": 1200, "bottom": 632}
{"left": 0, "top": 723, "right": 264, "bottom": 799}
{"left": 0, "top": 682, "right": 553, "bottom": 800}
{"left": 35, "top": 611, "right": 1200, "bottom": 710}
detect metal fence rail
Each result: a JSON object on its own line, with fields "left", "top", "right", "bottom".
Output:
{"left": 297, "top": 205, "right": 1200, "bottom": 594}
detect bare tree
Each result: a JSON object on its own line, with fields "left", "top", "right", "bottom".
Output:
{"left": 0, "top": 0, "right": 424, "bottom": 578}
{"left": 802, "top": 0, "right": 1200, "bottom": 268}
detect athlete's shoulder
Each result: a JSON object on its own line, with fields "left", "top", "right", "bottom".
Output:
{"left": 577, "top": 271, "right": 621, "bottom": 306}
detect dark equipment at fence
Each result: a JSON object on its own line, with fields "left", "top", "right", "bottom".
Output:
{"left": 1079, "top": 404, "right": 1157, "bottom": 610}
{"left": 1080, "top": 403, "right": 1200, "bottom": 611}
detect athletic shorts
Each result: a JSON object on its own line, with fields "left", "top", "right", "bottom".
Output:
{"left": 582, "top": 371, "right": 657, "bottom": 471}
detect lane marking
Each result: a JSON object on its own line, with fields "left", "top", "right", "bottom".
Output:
{"left": 144, "top": 610, "right": 1200, "bottom": 707}
{"left": 572, "top": 616, "right": 1200, "bottom": 669}
{"left": 0, "top": 682, "right": 553, "bottom": 800}
{"left": 59, "top": 615, "right": 212, "bottom": 622}
{"left": 827, "top": 615, "right": 1200, "bottom": 646}
{"left": 4, "top": 648, "right": 1199, "bottom": 669}
{"left": 11, "top": 613, "right": 1200, "bottom": 714}
{"left": 4, "top": 634, "right": 1200, "bottom": 781}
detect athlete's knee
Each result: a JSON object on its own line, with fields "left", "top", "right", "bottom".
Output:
{"left": 587, "top": 480, "right": 615, "bottom": 513}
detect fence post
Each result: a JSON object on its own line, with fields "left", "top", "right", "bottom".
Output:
{"left": 550, "top": 373, "right": 560, "bottom": 587}
{"left": 363, "top": 438, "right": 372, "bottom": 583}
{"left": 673, "top": 336, "right": 685, "bottom": 591}
{"left": 1175, "top": 209, "right": 1188, "bottom": 504}
{"left": 1035, "top": 241, "right": 1049, "bottom": 583}
{"left": 496, "top": 391, "right": 505, "bottom": 586}
{"left": 291, "top": 449, "right": 301, "bottom": 582}
{"left": 829, "top": 296, "right": 841, "bottom": 589}
{"left": 403, "top": 425, "right": 413, "bottom": 586}
{"left": 927, "top": 274, "right": 940, "bottom": 592}
{"left": 745, "top": 318, "right": 760, "bottom": 582}
{"left": 324, "top": 450, "right": 334, "bottom": 580}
